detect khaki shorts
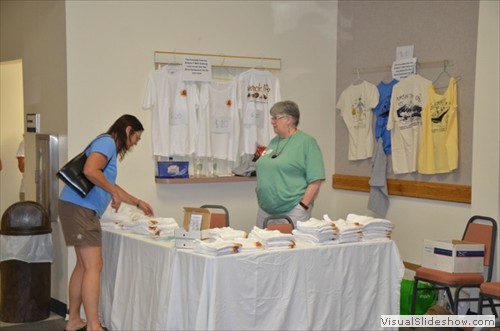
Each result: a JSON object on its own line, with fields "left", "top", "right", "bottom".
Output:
{"left": 58, "top": 200, "right": 102, "bottom": 246}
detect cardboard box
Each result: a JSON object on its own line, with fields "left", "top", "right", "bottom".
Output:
{"left": 182, "top": 207, "right": 211, "bottom": 232}
{"left": 174, "top": 207, "right": 212, "bottom": 248}
{"left": 157, "top": 161, "right": 189, "bottom": 178}
{"left": 421, "top": 239, "right": 484, "bottom": 273}
{"left": 175, "top": 237, "right": 196, "bottom": 249}
{"left": 174, "top": 228, "right": 211, "bottom": 241}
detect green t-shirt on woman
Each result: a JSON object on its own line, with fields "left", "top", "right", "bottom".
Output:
{"left": 255, "top": 130, "right": 325, "bottom": 215}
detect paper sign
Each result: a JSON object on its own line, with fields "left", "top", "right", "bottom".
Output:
{"left": 189, "top": 214, "right": 203, "bottom": 231}
{"left": 183, "top": 56, "right": 212, "bottom": 81}
{"left": 392, "top": 57, "right": 417, "bottom": 80}
{"left": 396, "top": 45, "right": 414, "bottom": 61}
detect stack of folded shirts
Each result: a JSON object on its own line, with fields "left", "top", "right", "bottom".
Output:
{"left": 346, "top": 213, "right": 394, "bottom": 240}
{"left": 192, "top": 238, "right": 241, "bottom": 256}
{"left": 248, "top": 226, "right": 295, "bottom": 249}
{"left": 208, "top": 227, "right": 248, "bottom": 241}
{"left": 101, "top": 206, "right": 145, "bottom": 229}
{"left": 325, "top": 216, "right": 363, "bottom": 243}
{"left": 292, "top": 217, "right": 338, "bottom": 245}
{"left": 233, "top": 238, "right": 264, "bottom": 253}
{"left": 123, "top": 217, "right": 179, "bottom": 238}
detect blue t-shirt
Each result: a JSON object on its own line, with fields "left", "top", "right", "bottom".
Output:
{"left": 60, "top": 135, "right": 117, "bottom": 217}
{"left": 373, "top": 79, "right": 398, "bottom": 154}
{"left": 255, "top": 130, "right": 325, "bottom": 215}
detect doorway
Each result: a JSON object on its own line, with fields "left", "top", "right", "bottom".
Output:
{"left": 0, "top": 59, "right": 24, "bottom": 217}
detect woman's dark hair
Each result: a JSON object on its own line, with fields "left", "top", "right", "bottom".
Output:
{"left": 106, "top": 114, "right": 144, "bottom": 160}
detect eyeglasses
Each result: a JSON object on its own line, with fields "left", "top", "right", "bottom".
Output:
{"left": 131, "top": 132, "right": 141, "bottom": 143}
{"left": 270, "top": 115, "right": 287, "bottom": 121}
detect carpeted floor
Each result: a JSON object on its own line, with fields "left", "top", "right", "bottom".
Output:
{"left": 0, "top": 315, "right": 66, "bottom": 331}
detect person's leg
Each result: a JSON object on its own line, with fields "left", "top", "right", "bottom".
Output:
{"left": 78, "top": 245, "right": 104, "bottom": 331}
{"left": 59, "top": 201, "right": 104, "bottom": 330}
{"left": 256, "top": 207, "right": 271, "bottom": 228}
{"left": 65, "top": 248, "right": 87, "bottom": 331}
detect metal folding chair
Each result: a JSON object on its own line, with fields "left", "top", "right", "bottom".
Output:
{"left": 411, "top": 215, "right": 497, "bottom": 314}
{"left": 477, "top": 282, "right": 500, "bottom": 317}
{"left": 263, "top": 214, "right": 294, "bottom": 234}
{"left": 200, "top": 204, "right": 229, "bottom": 228}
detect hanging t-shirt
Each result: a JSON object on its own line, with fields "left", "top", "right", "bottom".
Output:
{"left": 237, "top": 69, "right": 281, "bottom": 155}
{"left": 374, "top": 79, "right": 398, "bottom": 155}
{"left": 142, "top": 65, "right": 199, "bottom": 157}
{"left": 198, "top": 80, "right": 240, "bottom": 162}
{"left": 336, "top": 81, "right": 379, "bottom": 160}
{"left": 418, "top": 77, "right": 458, "bottom": 174}
{"left": 387, "top": 74, "right": 431, "bottom": 174}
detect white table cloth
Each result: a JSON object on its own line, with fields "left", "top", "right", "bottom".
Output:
{"left": 100, "top": 229, "right": 404, "bottom": 330}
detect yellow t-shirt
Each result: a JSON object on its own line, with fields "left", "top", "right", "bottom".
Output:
{"left": 418, "top": 77, "right": 458, "bottom": 174}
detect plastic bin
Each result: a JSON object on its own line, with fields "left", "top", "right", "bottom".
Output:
{"left": 0, "top": 201, "right": 53, "bottom": 323}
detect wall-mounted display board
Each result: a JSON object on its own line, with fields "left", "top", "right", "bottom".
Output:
{"left": 333, "top": 1, "right": 479, "bottom": 203}
{"left": 154, "top": 51, "right": 281, "bottom": 71}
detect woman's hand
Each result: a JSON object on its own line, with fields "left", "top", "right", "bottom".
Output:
{"left": 137, "top": 200, "right": 154, "bottom": 216}
{"left": 110, "top": 190, "right": 121, "bottom": 212}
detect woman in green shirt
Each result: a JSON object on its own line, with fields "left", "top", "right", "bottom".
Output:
{"left": 255, "top": 100, "right": 325, "bottom": 229}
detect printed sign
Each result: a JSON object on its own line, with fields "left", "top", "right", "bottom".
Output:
{"left": 183, "top": 56, "right": 212, "bottom": 81}
{"left": 392, "top": 57, "right": 417, "bottom": 80}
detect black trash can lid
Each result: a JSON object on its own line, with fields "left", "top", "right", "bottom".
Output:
{"left": 0, "top": 201, "right": 52, "bottom": 235}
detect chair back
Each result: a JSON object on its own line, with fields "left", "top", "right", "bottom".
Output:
{"left": 200, "top": 204, "right": 229, "bottom": 228}
{"left": 263, "top": 215, "right": 294, "bottom": 234}
{"left": 462, "top": 215, "right": 497, "bottom": 281}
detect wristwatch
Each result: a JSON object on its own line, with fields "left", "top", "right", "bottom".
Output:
{"left": 299, "top": 201, "right": 309, "bottom": 210}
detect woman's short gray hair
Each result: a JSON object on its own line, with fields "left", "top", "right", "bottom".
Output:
{"left": 270, "top": 100, "right": 300, "bottom": 126}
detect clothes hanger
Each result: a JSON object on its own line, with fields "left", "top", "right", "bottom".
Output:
{"left": 352, "top": 68, "right": 364, "bottom": 85}
{"left": 433, "top": 60, "right": 462, "bottom": 90}
{"left": 212, "top": 57, "right": 236, "bottom": 81}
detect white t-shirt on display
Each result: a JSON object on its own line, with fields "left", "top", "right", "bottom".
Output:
{"left": 336, "top": 81, "right": 379, "bottom": 160}
{"left": 387, "top": 74, "right": 431, "bottom": 174}
{"left": 198, "top": 80, "right": 240, "bottom": 162}
{"left": 237, "top": 69, "right": 281, "bottom": 155}
{"left": 143, "top": 65, "right": 199, "bottom": 157}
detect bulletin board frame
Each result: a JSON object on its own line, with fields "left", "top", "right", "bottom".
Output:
{"left": 333, "top": 1, "right": 479, "bottom": 204}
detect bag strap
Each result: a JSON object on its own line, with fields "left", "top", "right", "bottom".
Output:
{"left": 84, "top": 134, "right": 114, "bottom": 170}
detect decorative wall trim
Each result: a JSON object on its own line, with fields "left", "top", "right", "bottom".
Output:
{"left": 332, "top": 174, "right": 471, "bottom": 204}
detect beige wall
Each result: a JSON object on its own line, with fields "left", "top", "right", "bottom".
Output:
{"left": 0, "top": 60, "right": 24, "bottom": 215}
{"left": 472, "top": 0, "right": 500, "bottom": 280}
{"left": 0, "top": 0, "right": 68, "bottom": 305}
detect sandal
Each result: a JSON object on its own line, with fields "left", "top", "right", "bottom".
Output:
{"left": 64, "top": 325, "right": 86, "bottom": 331}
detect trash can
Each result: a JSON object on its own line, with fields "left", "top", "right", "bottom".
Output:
{"left": 0, "top": 201, "right": 53, "bottom": 323}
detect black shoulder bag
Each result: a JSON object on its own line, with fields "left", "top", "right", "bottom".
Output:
{"left": 57, "top": 135, "right": 112, "bottom": 198}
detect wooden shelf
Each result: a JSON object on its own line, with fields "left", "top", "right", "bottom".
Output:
{"left": 332, "top": 174, "right": 471, "bottom": 204}
{"left": 155, "top": 176, "right": 256, "bottom": 184}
